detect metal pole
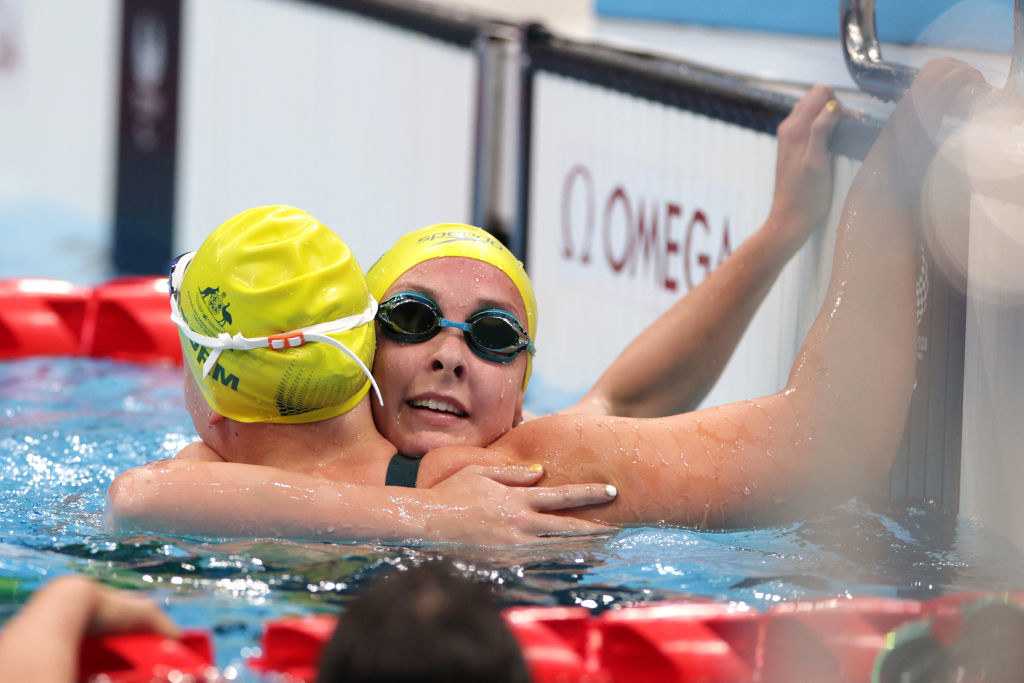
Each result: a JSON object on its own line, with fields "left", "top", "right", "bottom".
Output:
{"left": 1008, "top": 0, "right": 1024, "bottom": 98}
{"left": 839, "top": 0, "right": 916, "bottom": 101}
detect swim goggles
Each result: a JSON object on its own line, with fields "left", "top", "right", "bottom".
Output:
{"left": 167, "top": 251, "right": 382, "bottom": 404}
{"left": 376, "top": 291, "right": 535, "bottom": 363}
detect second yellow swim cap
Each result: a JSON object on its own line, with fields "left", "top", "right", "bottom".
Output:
{"left": 172, "top": 205, "right": 378, "bottom": 424}
{"left": 366, "top": 224, "right": 538, "bottom": 389}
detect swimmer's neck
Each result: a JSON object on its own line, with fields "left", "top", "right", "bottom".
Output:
{"left": 199, "top": 399, "right": 394, "bottom": 475}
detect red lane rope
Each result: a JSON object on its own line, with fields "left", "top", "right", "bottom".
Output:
{"left": 0, "top": 277, "right": 181, "bottom": 365}
{"left": 4, "top": 278, "right": 1017, "bottom": 681}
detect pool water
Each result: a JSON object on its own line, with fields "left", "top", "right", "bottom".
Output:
{"left": 3, "top": 356, "right": 1024, "bottom": 677}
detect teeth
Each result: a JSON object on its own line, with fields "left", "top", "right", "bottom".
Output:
{"left": 410, "top": 399, "right": 467, "bottom": 416}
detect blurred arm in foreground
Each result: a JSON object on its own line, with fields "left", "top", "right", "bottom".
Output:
{"left": 0, "top": 575, "right": 179, "bottom": 683}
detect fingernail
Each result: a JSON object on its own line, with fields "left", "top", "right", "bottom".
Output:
{"left": 825, "top": 99, "right": 839, "bottom": 113}
{"left": 528, "top": 464, "right": 544, "bottom": 473}
{"left": 605, "top": 484, "right": 617, "bottom": 498}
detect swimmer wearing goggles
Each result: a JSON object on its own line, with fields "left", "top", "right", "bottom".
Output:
{"left": 376, "top": 291, "right": 535, "bottom": 364}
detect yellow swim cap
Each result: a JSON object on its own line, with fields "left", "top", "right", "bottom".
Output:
{"left": 172, "top": 205, "right": 379, "bottom": 424}
{"left": 366, "top": 224, "right": 538, "bottom": 389}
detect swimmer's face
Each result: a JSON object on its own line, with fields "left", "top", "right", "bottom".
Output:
{"left": 371, "top": 256, "right": 528, "bottom": 456}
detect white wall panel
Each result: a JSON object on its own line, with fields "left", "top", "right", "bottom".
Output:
{"left": 176, "top": 0, "right": 477, "bottom": 269}
{"left": 0, "top": 0, "right": 120, "bottom": 281}
{"left": 525, "top": 71, "right": 857, "bottom": 411}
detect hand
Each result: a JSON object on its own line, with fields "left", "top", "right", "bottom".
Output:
{"left": 427, "top": 465, "right": 617, "bottom": 545}
{"left": 767, "top": 84, "right": 842, "bottom": 249}
{"left": 80, "top": 578, "right": 181, "bottom": 638}
{"left": 0, "top": 575, "right": 181, "bottom": 683}
{"left": 885, "top": 58, "right": 987, "bottom": 189}
{"left": 31, "top": 575, "right": 180, "bottom": 639}
{"left": 899, "top": 58, "right": 987, "bottom": 142}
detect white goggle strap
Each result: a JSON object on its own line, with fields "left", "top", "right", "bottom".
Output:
{"left": 168, "top": 251, "right": 196, "bottom": 294}
{"left": 169, "top": 276, "right": 383, "bottom": 406}
{"left": 302, "top": 331, "right": 382, "bottom": 406}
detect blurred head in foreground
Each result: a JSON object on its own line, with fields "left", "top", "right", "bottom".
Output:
{"left": 319, "top": 562, "right": 528, "bottom": 683}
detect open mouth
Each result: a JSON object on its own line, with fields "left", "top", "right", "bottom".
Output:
{"left": 408, "top": 398, "right": 468, "bottom": 417}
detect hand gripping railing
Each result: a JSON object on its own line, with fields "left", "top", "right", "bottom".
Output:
{"left": 841, "top": 0, "right": 1024, "bottom": 100}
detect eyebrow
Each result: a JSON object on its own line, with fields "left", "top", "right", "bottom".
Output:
{"left": 397, "top": 282, "right": 519, "bottom": 317}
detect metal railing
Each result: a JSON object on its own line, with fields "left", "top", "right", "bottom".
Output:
{"left": 841, "top": 0, "right": 1024, "bottom": 99}
{"left": 839, "top": 0, "right": 916, "bottom": 100}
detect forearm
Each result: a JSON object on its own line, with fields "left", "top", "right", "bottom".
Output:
{"left": 569, "top": 85, "right": 840, "bottom": 419}
{"left": 110, "top": 458, "right": 620, "bottom": 545}
{"left": 107, "top": 461, "right": 448, "bottom": 543}
{"left": 751, "top": 65, "right": 977, "bottom": 511}
{"left": 502, "top": 91, "right": 935, "bottom": 528}
{"left": 0, "top": 576, "right": 101, "bottom": 682}
{"left": 571, "top": 218, "right": 800, "bottom": 417}
{"left": 782, "top": 106, "right": 923, "bottom": 487}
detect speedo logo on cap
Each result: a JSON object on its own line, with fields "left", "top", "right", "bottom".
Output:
{"left": 416, "top": 231, "right": 503, "bottom": 250}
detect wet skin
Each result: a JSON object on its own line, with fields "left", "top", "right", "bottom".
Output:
{"left": 404, "top": 60, "right": 985, "bottom": 526}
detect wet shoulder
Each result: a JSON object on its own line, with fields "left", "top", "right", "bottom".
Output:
{"left": 174, "top": 441, "right": 225, "bottom": 462}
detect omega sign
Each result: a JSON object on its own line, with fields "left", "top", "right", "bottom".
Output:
{"left": 560, "top": 164, "right": 733, "bottom": 293}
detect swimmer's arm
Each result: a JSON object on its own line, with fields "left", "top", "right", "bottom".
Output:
{"left": 107, "top": 460, "right": 616, "bottom": 545}
{"left": 565, "top": 85, "right": 841, "bottom": 418}
{"left": 0, "top": 575, "right": 179, "bottom": 683}
{"left": 490, "top": 63, "right": 984, "bottom": 527}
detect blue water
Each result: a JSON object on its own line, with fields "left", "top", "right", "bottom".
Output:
{"left": 3, "top": 357, "right": 1024, "bottom": 678}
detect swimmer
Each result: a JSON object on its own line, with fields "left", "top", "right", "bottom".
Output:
{"left": 110, "top": 84, "right": 839, "bottom": 542}
{"left": 110, "top": 63, "right": 982, "bottom": 538}
{"left": 110, "top": 205, "right": 617, "bottom": 545}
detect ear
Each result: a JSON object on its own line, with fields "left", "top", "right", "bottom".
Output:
{"left": 208, "top": 412, "right": 226, "bottom": 427}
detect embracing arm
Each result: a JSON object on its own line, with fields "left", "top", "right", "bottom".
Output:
{"left": 565, "top": 85, "right": 841, "bottom": 418}
{"left": 472, "top": 61, "right": 983, "bottom": 528}
{"left": 107, "top": 459, "right": 616, "bottom": 545}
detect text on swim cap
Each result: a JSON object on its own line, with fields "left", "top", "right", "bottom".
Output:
{"left": 416, "top": 231, "right": 503, "bottom": 249}
{"left": 188, "top": 340, "right": 240, "bottom": 391}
